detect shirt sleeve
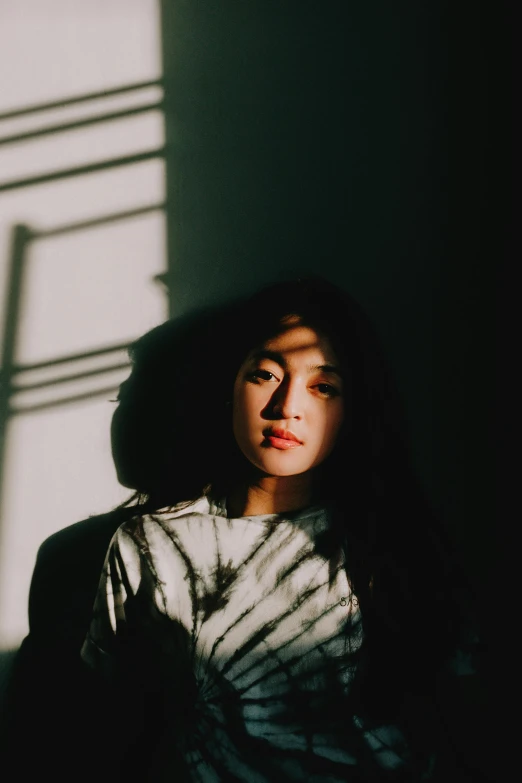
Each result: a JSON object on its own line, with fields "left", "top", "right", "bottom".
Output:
{"left": 81, "top": 525, "right": 142, "bottom": 680}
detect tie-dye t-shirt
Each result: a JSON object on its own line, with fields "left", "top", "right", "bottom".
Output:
{"left": 81, "top": 495, "right": 416, "bottom": 781}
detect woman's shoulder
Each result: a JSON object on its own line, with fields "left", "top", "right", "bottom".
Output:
{"left": 154, "top": 495, "right": 219, "bottom": 519}
{"left": 114, "top": 495, "right": 219, "bottom": 543}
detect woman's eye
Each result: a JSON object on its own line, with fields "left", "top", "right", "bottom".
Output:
{"left": 250, "top": 369, "right": 275, "bottom": 382}
{"left": 315, "top": 383, "right": 339, "bottom": 396}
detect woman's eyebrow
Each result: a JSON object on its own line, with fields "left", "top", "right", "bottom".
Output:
{"left": 308, "top": 363, "right": 343, "bottom": 378}
{"left": 251, "top": 350, "right": 343, "bottom": 378}
{"left": 251, "top": 349, "right": 285, "bottom": 366}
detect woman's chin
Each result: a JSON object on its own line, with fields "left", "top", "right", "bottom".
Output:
{"left": 251, "top": 456, "right": 312, "bottom": 478}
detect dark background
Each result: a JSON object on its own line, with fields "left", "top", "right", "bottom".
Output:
{"left": 159, "top": 0, "right": 507, "bottom": 612}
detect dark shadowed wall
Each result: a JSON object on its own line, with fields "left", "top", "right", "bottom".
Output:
{"left": 159, "top": 1, "right": 502, "bottom": 608}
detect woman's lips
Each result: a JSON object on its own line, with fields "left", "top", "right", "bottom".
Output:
{"left": 264, "top": 436, "right": 302, "bottom": 450}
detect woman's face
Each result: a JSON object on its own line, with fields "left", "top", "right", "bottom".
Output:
{"left": 232, "top": 321, "right": 345, "bottom": 478}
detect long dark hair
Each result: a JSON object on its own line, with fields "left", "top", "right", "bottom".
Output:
{"left": 112, "top": 276, "right": 475, "bottom": 732}
{"left": 214, "top": 278, "right": 473, "bottom": 711}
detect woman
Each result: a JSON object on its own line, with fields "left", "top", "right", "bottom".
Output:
{"left": 82, "top": 277, "right": 481, "bottom": 781}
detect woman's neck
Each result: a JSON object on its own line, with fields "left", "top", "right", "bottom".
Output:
{"left": 227, "top": 474, "right": 314, "bottom": 517}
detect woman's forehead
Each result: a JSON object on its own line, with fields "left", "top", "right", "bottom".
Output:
{"left": 249, "top": 324, "right": 340, "bottom": 366}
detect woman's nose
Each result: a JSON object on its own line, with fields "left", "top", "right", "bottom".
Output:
{"left": 271, "top": 379, "right": 303, "bottom": 419}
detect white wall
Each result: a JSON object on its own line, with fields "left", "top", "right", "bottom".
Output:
{"left": 0, "top": 0, "right": 167, "bottom": 651}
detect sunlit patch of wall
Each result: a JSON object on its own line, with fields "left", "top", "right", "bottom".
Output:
{"left": 0, "top": 0, "right": 166, "bottom": 654}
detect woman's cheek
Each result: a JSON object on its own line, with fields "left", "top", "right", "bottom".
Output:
{"left": 326, "top": 403, "right": 345, "bottom": 450}
{"left": 244, "top": 387, "right": 265, "bottom": 421}
{"left": 233, "top": 389, "right": 256, "bottom": 444}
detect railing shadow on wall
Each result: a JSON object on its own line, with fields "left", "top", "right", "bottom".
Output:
{"left": 0, "top": 79, "right": 166, "bottom": 189}
{"left": 0, "top": 80, "right": 169, "bottom": 672}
